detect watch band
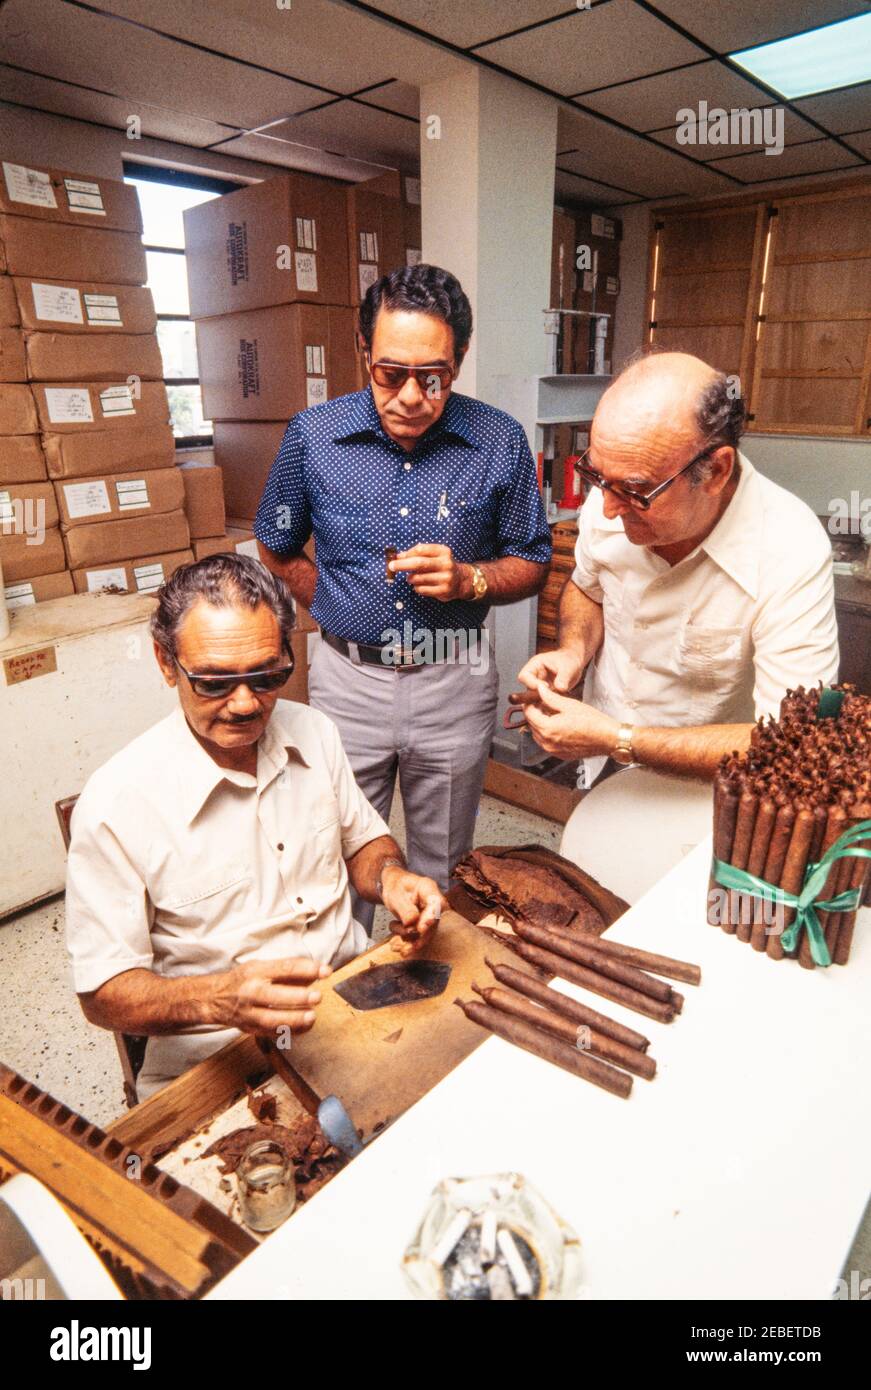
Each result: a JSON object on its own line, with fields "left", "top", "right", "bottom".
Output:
{"left": 469, "top": 564, "right": 488, "bottom": 600}
{"left": 612, "top": 723, "right": 636, "bottom": 765}
{"left": 377, "top": 855, "right": 406, "bottom": 901}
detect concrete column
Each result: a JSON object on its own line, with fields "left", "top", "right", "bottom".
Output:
{"left": 418, "top": 68, "right": 558, "bottom": 747}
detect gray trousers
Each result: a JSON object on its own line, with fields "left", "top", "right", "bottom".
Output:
{"left": 308, "top": 635, "right": 499, "bottom": 931}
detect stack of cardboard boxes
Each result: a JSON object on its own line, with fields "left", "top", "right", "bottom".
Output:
{"left": 550, "top": 207, "right": 621, "bottom": 376}
{"left": 0, "top": 159, "right": 193, "bottom": 604}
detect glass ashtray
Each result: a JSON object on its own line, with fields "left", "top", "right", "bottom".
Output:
{"left": 402, "top": 1172, "right": 581, "bottom": 1300}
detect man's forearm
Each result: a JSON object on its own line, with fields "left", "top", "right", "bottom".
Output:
{"left": 346, "top": 834, "right": 405, "bottom": 904}
{"left": 631, "top": 722, "right": 754, "bottom": 780}
{"left": 80, "top": 968, "right": 216, "bottom": 1036}
{"left": 257, "top": 540, "right": 318, "bottom": 609}
{"left": 559, "top": 578, "right": 605, "bottom": 666}
{"left": 467, "top": 556, "right": 549, "bottom": 606}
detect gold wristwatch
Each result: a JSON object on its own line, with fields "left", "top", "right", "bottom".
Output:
{"left": 469, "top": 564, "right": 488, "bottom": 600}
{"left": 612, "top": 723, "right": 636, "bottom": 765}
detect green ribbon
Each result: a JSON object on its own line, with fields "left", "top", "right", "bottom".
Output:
{"left": 712, "top": 820, "right": 871, "bottom": 967}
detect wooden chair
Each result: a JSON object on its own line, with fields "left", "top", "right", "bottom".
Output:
{"left": 54, "top": 796, "right": 147, "bottom": 1110}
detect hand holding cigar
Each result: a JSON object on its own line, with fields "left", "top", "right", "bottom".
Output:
{"left": 387, "top": 888, "right": 445, "bottom": 958}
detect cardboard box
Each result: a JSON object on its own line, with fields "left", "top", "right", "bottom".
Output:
{"left": 551, "top": 210, "right": 577, "bottom": 311}
{"left": 0, "top": 327, "right": 26, "bottom": 381}
{"left": 183, "top": 173, "right": 350, "bottom": 317}
{"left": 0, "top": 162, "right": 142, "bottom": 232}
{"left": 13, "top": 279, "right": 156, "bottom": 335}
{"left": 63, "top": 509, "right": 191, "bottom": 569}
{"left": 4, "top": 568, "right": 74, "bottom": 608}
{"left": 196, "top": 304, "right": 357, "bottom": 422}
{"left": 221, "top": 518, "right": 316, "bottom": 631}
{"left": 192, "top": 535, "right": 231, "bottom": 560}
{"left": 0, "top": 525, "right": 66, "bottom": 581}
{"left": 32, "top": 380, "right": 169, "bottom": 434}
{"left": 0, "top": 215, "right": 147, "bottom": 285}
{"left": 178, "top": 460, "right": 225, "bottom": 538}
{"left": 213, "top": 420, "right": 286, "bottom": 522}
{"left": 0, "top": 480, "right": 58, "bottom": 533}
{"left": 0, "top": 275, "right": 18, "bottom": 326}
{"left": 345, "top": 186, "right": 405, "bottom": 305}
{"left": 54, "top": 466, "right": 184, "bottom": 530}
{"left": 0, "top": 383, "right": 38, "bottom": 435}
{"left": 225, "top": 523, "right": 259, "bottom": 559}
{"left": 403, "top": 200, "right": 421, "bottom": 266}
{"left": 0, "top": 434, "right": 47, "bottom": 484}
{"left": 72, "top": 548, "right": 194, "bottom": 594}
{"left": 44, "top": 421, "right": 176, "bottom": 479}
{"left": 25, "top": 332, "right": 164, "bottom": 382}
{"left": 358, "top": 171, "right": 402, "bottom": 199}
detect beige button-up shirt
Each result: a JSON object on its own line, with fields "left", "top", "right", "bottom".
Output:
{"left": 572, "top": 453, "right": 839, "bottom": 770}
{"left": 66, "top": 701, "right": 389, "bottom": 1095}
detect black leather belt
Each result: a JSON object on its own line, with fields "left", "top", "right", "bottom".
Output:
{"left": 322, "top": 630, "right": 480, "bottom": 669}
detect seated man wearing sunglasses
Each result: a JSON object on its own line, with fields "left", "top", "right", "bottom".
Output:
{"left": 518, "top": 350, "right": 839, "bottom": 785}
{"left": 65, "top": 554, "right": 444, "bottom": 1100}
{"left": 255, "top": 264, "right": 551, "bottom": 928}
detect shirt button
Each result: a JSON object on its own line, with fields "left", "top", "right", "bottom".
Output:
{"left": 395, "top": 601, "right": 404, "bottom": 610}
{"left": 404, "top": 462, "right": 411, "bottom": 471}
{"left": 277, "top": 842, "right": 284, "bottom": 851}
{"left": 400, "top": 506, "right": 409, "bottom": 516}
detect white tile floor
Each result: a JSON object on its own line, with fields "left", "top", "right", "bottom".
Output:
{"left": 0, "top": 791, "right": 867, "bottom": 1291}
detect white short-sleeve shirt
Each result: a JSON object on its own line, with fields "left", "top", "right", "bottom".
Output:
{"left": 572, "top": 453, "right": 839, "bottom": 738}
{"left": 65, "top": 701, "right": 389, "bottom": 1094}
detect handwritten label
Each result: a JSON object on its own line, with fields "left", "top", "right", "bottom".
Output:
{"left": 3, "top": 645, "right": 58, "bottom": 686}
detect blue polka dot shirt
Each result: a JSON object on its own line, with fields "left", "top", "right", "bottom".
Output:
{"left": 254, "top": 386, "right": 553, "bottom": 645}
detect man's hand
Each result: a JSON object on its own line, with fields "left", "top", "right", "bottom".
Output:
{"left": 523, "top": 679, "right": 619, "bottom": 759}
{"left": 517, "top": 646, "right": 585, "bottom": 695}
{"left": 389, "top": 544, "right": 469, "bottom": 602}
{"left": 206, "top": 956, "right": 331, "bottom": 1037}
{"left": 381, "top": 864, "right": 447, "bottom": 958}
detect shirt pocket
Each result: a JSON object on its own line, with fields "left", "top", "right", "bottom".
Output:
{"left": 314, "top": 499, "right": 372, "bottom": 566}
{"left": 678, "top": 624, "right": 747, "bottom": 723}
{"left": 446, "top": 499, "right": 495, "bottom": 561}
{"left": 157, "top": 863, "right": 252, "bottom": 930}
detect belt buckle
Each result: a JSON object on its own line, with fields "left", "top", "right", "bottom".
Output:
{"left": 394, "top": 645, "right": 419, "bottom": 668}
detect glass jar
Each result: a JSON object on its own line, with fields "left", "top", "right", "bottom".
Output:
{"left": 236, "top": 1139, "right": 297, "bottom": 1233}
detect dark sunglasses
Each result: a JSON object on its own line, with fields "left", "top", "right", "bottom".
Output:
{"left": 176, "top": 642, "right": 295, "bottom": 699}
{"left": 574, "top": 440, "right": 720, "bottom": 511}
{"left": 368, "top": 359, "right": 455, "bottom": 393}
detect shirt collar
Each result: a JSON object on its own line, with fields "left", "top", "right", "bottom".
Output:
{"left": 585, "top": 450, "right": 761, "bottom": 598}
{"left": 333, "top": 386, "right": 478, "bottom": 449}
{"left": 171, "top": 707, "right": 309, "bottom": 825}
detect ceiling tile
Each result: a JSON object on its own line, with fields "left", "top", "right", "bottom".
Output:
{"left": 0, "top": 64, "right": 238, "bottom": 147}
{"left": 253, "top": 101, "right": 420, "bottom": 168}
{"left": 560, "top": 140, "right": 735, "bottom": 199}
{"left": 709, "top": 140, "right": 864, "bottom": 182}
{"left": 841, "top": 128, "right": 871, "bottom": 158}
{"left": 354, "top": 81, "right": 420, "bottom": 118}
{"left": 578, "top": 60, "right": 780, "bottom": 131}
{"left": 98, "top": 0, "right": 466, "bottom": 91}
{"left": 364, "top": 1, "right": 573, "bottom": 51}
{"left": 794, "top": 82, "right": 871, "bottom": 135}
{"left": 554, "top": 168, "right": 639, "bottom": 208}
{"left": 206, "top": 132, "right": 393, "bottom": 181}
{"left": 639, "top": 0, "right": 869, "bottom": 55}
{"left": 476, "top": 0, "right": 704, "bottom": 97}
{"left": 649, "top": 106, "right": 822, "bottom": 159}
{"left": 0, "top": 0, "right": 327, "bottom": 129}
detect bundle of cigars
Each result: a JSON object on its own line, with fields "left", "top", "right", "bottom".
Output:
{"left": 708, "top": 684, "right": 871, "bottom": 968}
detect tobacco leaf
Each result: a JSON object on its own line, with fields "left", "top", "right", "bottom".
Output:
{"left": 455, "top": 849, "right": 606, "bottom": 935}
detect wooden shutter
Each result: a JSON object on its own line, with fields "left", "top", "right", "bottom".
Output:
{"left": 649, "top": 205, "right": 764, "bottom": 390}
{"left": 748, "top": 185, "right": 871, "bottom": 434}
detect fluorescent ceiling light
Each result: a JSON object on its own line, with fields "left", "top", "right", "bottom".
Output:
{"left": 731, "top": 14, "right": 871, "bottom": 99}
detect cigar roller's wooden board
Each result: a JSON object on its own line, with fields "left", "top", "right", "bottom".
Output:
{"left": 264, "top": 910, "right": 520, "bottom": 1142}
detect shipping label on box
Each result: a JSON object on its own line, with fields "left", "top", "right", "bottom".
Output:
{"left": 605, "top": 275, "right": 620, "bottom": 295}
{"left": 133, "top": 561, "right": 164, "bottom": 593}
{"left": 294, "top": 252, "right": 318, "bottom": 293}
{"left": 306, "top": 377, "right": 328, "bottom": 408}
{"left": 63, "top": 479, "right": 111, "bottom": 519}
{"left": 226, "top": 221, "right": 249, "bottom": 285}
{"left": 305, "top": 344, "right": 325, "bottom": 375}
{"left": 234, "top": 537, "right": 259, "bottom": 559}
{"left": 116, "top": 477, "right": 149, "bottom": 510}
{"left": 45, "top": 387, "right": 94, "bottom": 424}
{"left": 406, "top": 248, "right": 421, "bottom": 267}
{"left": 591, "top": 214, "right": 615, "bottom": 239}
{"left": 4, "top": 580, "right": 36, "bottom": 609}
{"left": 64, "top": 178, "right": 105, "bottom": 216}
{"left": 3, "top": 163, "right": 57, "bottom": 210}
{"left": 86, "top": 566, "right": 127, "bottom": 593}
{"left": 31, "top": 282, "right": 84, "bottom": 324}
{"left": 84, "top": 293, "right": 122, "bottom": 324}
{"left": 295, "top": 217, "right": 317, "bottom": 251}
{"left": 358, "top": 231, "right": 378, "bottom": 263}
{"left": 358, "top": 263, "right": 378, "bottom": 300}
{"left": 100, "top": 385, "right": 135, "bottom": 417}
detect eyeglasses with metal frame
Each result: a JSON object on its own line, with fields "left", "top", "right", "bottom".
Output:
{"left": 574, "top": 439, "right": 723, "bottom": 511}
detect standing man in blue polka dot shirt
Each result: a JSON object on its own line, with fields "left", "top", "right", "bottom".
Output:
{"left": 255, "top": 264, "right": 552, "bottom": 930}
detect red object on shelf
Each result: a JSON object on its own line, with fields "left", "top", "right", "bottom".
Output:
{"left": 559, "top": 455, "right": 583, "bottom": 510}
{"left": 536, "top": 450, "right": 544, "bottom": 492}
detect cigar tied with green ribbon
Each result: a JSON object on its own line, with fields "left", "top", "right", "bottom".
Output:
{"left": 712, "top": 820, "right": 871, "bottom": 967}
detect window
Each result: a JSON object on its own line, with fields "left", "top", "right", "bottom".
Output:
{"left": 123, "top": 163, "right": 241, "bottom": 445}
{"left": 647, "top": 178, "right": 871, "bottom": 436}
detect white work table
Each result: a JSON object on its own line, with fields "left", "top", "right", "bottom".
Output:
{"left": 209, "top": 839, "right": 870, "bottom": 1301}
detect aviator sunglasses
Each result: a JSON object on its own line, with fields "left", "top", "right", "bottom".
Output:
{"left": 175, "top": 641, "right": 295, "bottom": 699}
{"left": 368, "top": 358, "right": 455, "bottom": 392}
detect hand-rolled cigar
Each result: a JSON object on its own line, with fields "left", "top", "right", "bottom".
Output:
{"left": 758, "top": 800, "right": 795, "bottom": 958}
{"left": 798, "top": 804, "right": 845, "bottom": 969}
{"left": 743, "top": 796, "right": 777, "bottom": 947}
{"left": 472, "top": 982, "right": 657, "bottom": 1080}
{"left": 513, "top": 939, "right": 677, "bottom": 1024}
{"left": 710, "top": 773, "right": 740, "bottom": 932}
{"left": 832, "top": 804, "right": 871, "bottom": 966}
{"left": 542, "top": 928, "right": 701, "bottom": 986}
{"left": 731, "top": 789, "right": 759, "bottom": 942}
{"left": 455, "top": 998, "right": 633, "bottom": 1099}
{"left": 513, "top": 919, "right": 674, "bottom": 1004}
{"left": 486, "top": 959, "right": 651, "bottom": 1052}
{"left": 775, "top": 806, "right": 817, "bottom": 963}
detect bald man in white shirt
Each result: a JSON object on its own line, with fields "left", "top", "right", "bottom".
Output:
{"left": 517, "top": 352, "right": 839, "bottom": 783}
{"left": 66, "top": 554, "right": 443, "bottom": 1100}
